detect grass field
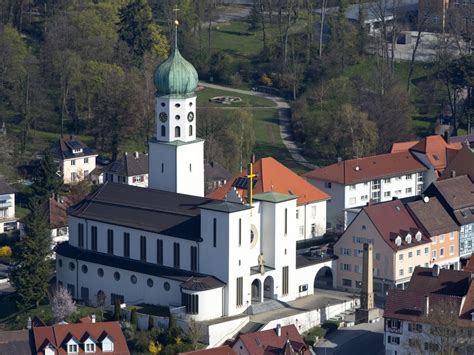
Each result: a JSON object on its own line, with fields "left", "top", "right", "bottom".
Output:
{"left": 196, "top": 87, "right": 277, "bottom": 108}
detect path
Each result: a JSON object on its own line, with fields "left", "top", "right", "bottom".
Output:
{"left": 198, "top": 82, "right": 317, "bottom": 170}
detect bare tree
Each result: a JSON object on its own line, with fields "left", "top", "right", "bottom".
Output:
{"left": 185, "top": 318, "right": 206, "bottom": 351}
{"left": 96, "top": 290, "right": 107, "bottom": 319}
{"left": 50, "top": 286, "right": 77, "bottom": 322}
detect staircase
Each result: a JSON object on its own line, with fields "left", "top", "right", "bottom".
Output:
{"left": 247, "top": 299, "right": 285, "bottom": 315}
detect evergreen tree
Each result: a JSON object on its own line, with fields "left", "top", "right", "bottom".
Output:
{"left": 356, "top": 1, "right": 368, "bottom": 55}
{"left": 114, "top": 300, "right": 122, "bottom": 321}
{"left": 9, "top": 197, "right": 53, "bottom": 310}
{"left": 33, "top": 149, "right": 61, "bottom": 202}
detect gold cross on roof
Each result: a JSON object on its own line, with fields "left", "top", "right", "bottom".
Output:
{"left": 246, "top": 162, "right": 256, "bottom": 211}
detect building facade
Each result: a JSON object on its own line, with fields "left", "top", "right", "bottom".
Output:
{"left": 0, "top": 180, "right": 16, "bottom": 233}
{"left": 102, "top": 152, "right": 149, "bottom": 188}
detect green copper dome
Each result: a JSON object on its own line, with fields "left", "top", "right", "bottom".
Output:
{"left": 154, "top": 44, "right": 198, "bottom": 97}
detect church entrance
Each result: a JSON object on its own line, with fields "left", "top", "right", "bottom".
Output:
{"left": 314, "top": 266, "right": 333, "bottom": 289}
{"left": 263, "top": 276, "right": 274, "bottom": 300}
{"left": 251, "top": 279, "right": 261, "bottom": 303}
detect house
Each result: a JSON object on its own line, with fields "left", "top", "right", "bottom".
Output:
{"left": 0, "top": 329, "right": 34, "bottom": 354}
{"left": 406, "top": 196, "right": 460, "bottom": 270}
{"left": 334, "top": 199, "right": 431, "bottom": 295}
{"left": 204, "top": 160, "right": 231, "bottom": 194}
{"left": 449, "top": 133, "right": 474, "bottom": 150}
{"left": 208, "top": 156, "right": 330, "bottom": 240}
{"left": 384, "top": 266, "right": 474, "bottom": 355}
{"left": 438, "top": 143, "right": 474, "bottom": 181}
{"left": 231, "top": 324, "right": 309, "bottom": 355}
{"left": 47, "top": 196, "right": 70, "bottom": 247}
{"left": 180, "top": 346, "right": 236, "bottom": 355}
{"left": 425, "top": 175, "right": 474, "bottom": 262}
{"left": 51, "top": 137, "right": 98, "bottom": 184}
{"left": 418, "top": 0, "right": 474, "bottom": 32}
{"left": 31, "top": 317, "right": 129, "bottom": 354}
{"left": 56, "top": 31, "right": 336, "bottom": 324}
{"left": 0, "top": 179, "right": 17, "bottom": 233}
{"left": 102, "top": 152, "right": 149, "bottom": 188}
{"left": 303, "top": 152, "right": 431, "bottom": 231}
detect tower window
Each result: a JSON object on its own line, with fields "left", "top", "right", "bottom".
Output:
{"left": 175, "top": 103, "right": 181, "bottom": 108}
{"left": 189, "top": 164, "right": 192, "bottom": 172}
{"left": 189, "top": 125, "right": 193, "bottom": 136}
{"left": 175, "top": 115, "right": 181, "bottom": 120}
{"left": 161, "top": 125, "right": 166, "bottom": 136}
{"left": 189, "top": 102, "right": 193, "bottom": 106}
{"left": 175, "top": 126, "right": 181, "bottom": 137}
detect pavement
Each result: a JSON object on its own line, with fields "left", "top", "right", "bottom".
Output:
{"left": 313, "top": 320, "right": 385, "bottom": 355}
{"left": 198, "top": 82, "right": 317, "bottom": 170}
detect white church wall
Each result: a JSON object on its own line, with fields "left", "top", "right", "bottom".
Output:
{"left": 207, "top": 316, "right": 250, "bottom": 348}
{"left": 294, "top": 259, "right": 334, "bottom": 297}
{"left": 155, "top": 96, "right": 196, "bottom": 143}
{"left": 182, "top": 287, "right": 224, "bottom": 321}
{"left": 148, "top": 142, "right": 177, "bottom": 193}
{"left": 175, "top": 141, "right": 204, "bottom": 197}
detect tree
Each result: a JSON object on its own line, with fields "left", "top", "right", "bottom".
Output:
{"left": 356, "top": 0, "right": 368, "bottom": 55}
{"left": 114, "top": 300, "right": 122, "bottom": 321}
{"left": 185, "top": 318, "right": 205, "bottom": 351}
{"left": 130, "top": 307, "right": 138, "bottom": 326}
{"left": 148, "top": 340, "right": 162, "bottom": 354}
{"left": 50, "top": 285, "right": 77, "bottom": 322}
{"left": 96, "top": 291, "right": 107, "bottom": 319}
{"left": 33, "top": 149, "right": 62, "bottom": 202}
{"left": 9, "top": 197, "right": 53, "bottom": 310}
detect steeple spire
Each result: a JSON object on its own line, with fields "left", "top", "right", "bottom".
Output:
{"left": 172, "top": 4, "right": 179, "bottom": 52}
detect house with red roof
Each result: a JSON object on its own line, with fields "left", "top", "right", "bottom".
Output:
{"left": 384, "top": 266, "right": 474, "bottom": 355}
{"left": 304, "top": 152, "right": 432, "bottom": 231}
{"left": 208, "top": 157, "right": 330, "bottom": 240}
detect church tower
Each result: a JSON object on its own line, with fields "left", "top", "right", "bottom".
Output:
{"left": 148, "top": 19, "right": 204, "bottom": 197}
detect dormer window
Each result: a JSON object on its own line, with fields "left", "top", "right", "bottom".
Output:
{"left": 405, "top": 234, "right": 412, "bottom": 244}
{"left": 85, "top": 343, "right": 96, "bottom": 353}
{"left": 395, "top": 236, "right": 402, "bottom": 246}
{"left": 415, "top": 231, "right": 422, "bottom": 242}
{"left": 68, "top": 344, "right": 78, "bottom": 353}
{"left": 44, "top": 344, "right": 56, "bottom": 355}
{"left": 72, "top": 148, "right": 83, "bottom": 154}
{"left": 100, "top": 334, "right": 114, "bottom": 352}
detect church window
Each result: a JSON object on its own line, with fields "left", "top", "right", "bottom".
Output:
{"left": 78, "top": 223, "right": 84, "bottom": 248}
{"left": 213, "top": 218, "right": 217, "bottom": 247}
{"left": 190, "top": 246, "right": 198, "bottom": 271}
{"left": 69, "top": 262, "right": 75, "bottom": 271}
{"left": 236, "top": 277, "right": 243, "bottom": 307}
{"left": 114, "top": 272, "right": 120, "bottom": 281}
{"left": 67, "top": 284, "right": 75, "bottom": 297}
{"left": 164, "top": 282, "right": 170, "bottom": 291}
{"left": 282, "top": 266, "right": 289, "bottom": 296}
{"left": 175, "top": 115, "right": 181, "bottom": 120}
{"left": 130, "top": 275, "right": 137, "bottom": 284}
{"left": 107, "top": 229, "right": 114, "bottom": 255}
{"left": 161, "top": 125, "right": 166, "bottom": 137}
{"left": 147, "top": 278, "right": 154, "bottom": 288}
{"left": 81, "top": 265, "right": 88, "bottom": 274}
{"left": 58, "top": 259, "right": 63, "bottom": 267}
{"left": 238, "top": 218, "right": 242, "bottom": 246}
{"left": 124, "top": 233, "right": 130, "bottom": 258}
{"left": 140, "top": 236, "right": 147, "bottom": 261}
{"left": 189, "top": 125, "right": 193, "bottom": 136}
{"left": 97, "top": 268, "right": 104, "bottom": 277}
{"left": 157, "top": 239, "right": 163, "bottom": 265}
{"left": 111, "top": 293, "right": 124, "bottom": 305}
{"left": 175, "top": 103, "right": 181, "bottom": 108}
{"left": 91, "top": 226, "right": 98, "bottom": 251}
{"left": 173, "top": 243, "right": 180, "bottom": 268}
{"left": 182, "top": 293, "right": 199, "bottom": 314}
{"left": 189, "top": 163, "right": 192, "bottom": 172}
{"left": 284, "top": 208, "right": 288, "bottom": 235}
{"left": 175, "top": 126, "right": 181, "bottom": 137}
{"left": 161, "top": 163, "right": 164, "bottom": 173}
{"left": 250, "top": 225, "right": 258, "bottom": 248}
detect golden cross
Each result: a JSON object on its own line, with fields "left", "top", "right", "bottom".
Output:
{"left": 246, "top": 162, "right": 256, "bottom": 210}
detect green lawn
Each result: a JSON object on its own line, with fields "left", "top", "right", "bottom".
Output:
{"left": 197, "top": 87, "right": 277, "bottom": 108}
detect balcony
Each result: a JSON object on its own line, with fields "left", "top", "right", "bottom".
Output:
{"left": 386, "top": 326, "right": 402, "bottom": 334}
{"left": 0, "top": 200, "right": 12, "bottom": 209}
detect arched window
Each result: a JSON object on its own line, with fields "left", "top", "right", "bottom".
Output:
{"left": 161, "top": 125, "right": 166, "bottom": 137}
{"left": 189, "top": 125, "right": 193, "bottom": 136}
{"left": 175, "top": 126, "right": 181, "bottom": 137}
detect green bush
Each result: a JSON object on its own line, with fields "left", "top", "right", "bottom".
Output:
{"left": 304, "top": 326, "right": 327, "bottom": 346}
{"left": 114, "top": 301, "right": 121, "bottom": 321}
{"left": 321, "top": 320, "right": 340, "bottom": 334}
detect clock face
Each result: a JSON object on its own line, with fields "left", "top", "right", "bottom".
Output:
{"left": 187, "top": 112, "right": 195, "bottom": 122}
{"left": 159, "top": 112, "right": 168, "bottom": 122}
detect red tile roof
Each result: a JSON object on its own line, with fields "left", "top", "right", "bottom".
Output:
{"left": 32, "top": 321, "right": 129, "bottom": 355}
{"left": 390, "top": 140, "right": 419, "bottom": 153}
{"left": 207, "top": 157, "right": 330, "bottom": 205}
{"left": 180, "top": 345, "right": 236, "bottom": 355}
{"left": 363, "top": 200, "right": 431, "bottom": 251}
{"left": 235, "top": 324, "right": 310, "bottom": 355}
{"left": 303, "top": 152, "right": 427, "bottom": 185}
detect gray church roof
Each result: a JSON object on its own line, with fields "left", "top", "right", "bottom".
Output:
{"left": 68, "top": 183, "right": 246, "bottom": 241}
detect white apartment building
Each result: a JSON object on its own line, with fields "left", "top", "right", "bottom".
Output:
{"left": 0, "top": 180, "right": 16, "bottom": 233}
{"left": 303, "top": 152, "right": 436, "bottom": 231}
{"left": 51, "top": 137, "right": 98, "bottom": 184}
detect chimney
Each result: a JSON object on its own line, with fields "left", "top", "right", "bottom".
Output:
{"left": 425, "top": 296, "right": 430, "bottom": 316}
{"left": 91, "top": 314, "right": 96, "bottom": 324}
{"left": 451, "top": 170, "right": 456, "bottom": 178}
{"left": 27, "top": 316, "right": 32, "bottom": 330}
{"left": 134, "top": 151, "right": 139, "bottom": 159}
{"left": 432, "top": 264, "right": 440, "bottom": 277}
{"left": 276, "top": 324, "right": 281, "bottom": 337}
{"left": 337, "top": 157, "right": 342, "bottom": 163}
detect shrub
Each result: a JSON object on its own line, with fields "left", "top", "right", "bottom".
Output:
{"left": 130, "top": 307, "right": 138, "bottom": 326}
{"left": 321, "top": 320, "right": 340, "bottom": 334}
{"left": 304, "top": 326, "right": 327, "bottom": 346}
{"left": 114, "top": 301, "right": 121, "bottom": 321}
{"left": 0, "top": 246, "right": 12, "bottom": 257}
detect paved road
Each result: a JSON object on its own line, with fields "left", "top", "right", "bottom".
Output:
{"left": 198, "top": 82, "right": 317, "bottom": 170}
{"left": 314, "top": 321, "right": 384, "bottom": 355}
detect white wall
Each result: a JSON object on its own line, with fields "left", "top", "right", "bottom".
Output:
{"left": 0, "top": 192, "right": 15, "bottom": 232}
{"left": 62, "top": 154, "right": 97, "bottom": 184}
{"left": 182, "top": 287, "right": 224, "bottom": 321}
{"left": 155, "top": 96, "right": 196, "bottom": 143}
{"left": 307, "top": 180, "right": 345, "bottom": 231}
{"left": 296, "top": 201, "right": 327, "bottom": 241}
{"left": 294, "top": 259, "right": 335, "bottom": 297}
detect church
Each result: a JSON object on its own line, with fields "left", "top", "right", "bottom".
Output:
{"left": 55, "top": 29, "right": 334, "bottom": 322}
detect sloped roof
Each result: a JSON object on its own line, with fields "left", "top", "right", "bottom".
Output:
{"left": 102, "top": 152, "right": 148, "bottom": 177}
{"left": 32, "top": 321, "right": 129, "bottom": 355}
{"left": 0, "top": 179, "right": 16, "bottom": 195}
{"left": 465, "top": 253, "right": 474, "bottom": 273}
{"left": 205, "top": 160, "right": 232, "bottom": 182}
{"left": 0, "top": 330, "right": 34, "bottom": 354}
{"left": 51, "top": 138, "right": 97, "bottom": 160}
{"left": 390, "top": 140, "right": 419, "bottom": 153}
{"left": 303, "top": 152, "right": 427, "bottom": 185}
{"left": 439, "top": 144, "right": 474, "bottom": 181}
{"left": 180, "top": 346, "right": 237, "bottom": 355}
{"left": 207, "top": 157, "right": 330, "bottom": 205}
{"left": 236, "top": 325, "right": 309, "bottom": 355}
{"left": 363, "top": 200, "right": 431, "bottom": 251}
{"left": 48, "top": 197, "right": 69, "bottom": 229}
{"left": 406, "top": 197, "right": 459, "bottom": 237}
{"left": 180, "top": 276, "right": 226, "bottom": 291}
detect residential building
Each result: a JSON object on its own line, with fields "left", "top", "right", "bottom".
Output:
{"left": 303, "top": 152, "right": 431, "bottom": 231}
{"left": 231, "top": 324, "right": 310, "bottom": 355}
{"left": 407, "top": 196, "right": 460, "bottom": 269}
{"left": 0, "top": 179, "right": 17, "bottom": 233}
{"left": 418, "top": 0, "right": 474, "bottom": 33}
{"left": 51, "top": 137, "right": 98, "bottom": 184}
{"left": 425, "top": 175, "right": 474, "bottom": 262}
{"left": 449, "top": 133, "right": 474, "bottom": 150}
{"left": 0, "top": 329, "right": 33, "bottom": 354}
{"left": 32, "top": 317, "right": 129, "bottom": 354}
{"left": 384, "top": 266, "right": 474, "bottom": 355}
{"left": 102, "top": 151, "right": 149, "bottom": 188}
{"left": 438, "top": 143, "right": 474, "bottom": 181}
{"left": 56, "top": 32, "right": 336, "bottom": 323}
{"left": 208, "top": 156, "right": 330, "bottom": 240}
{"left": 47, "top": 195, "right": 70, "bottom": 247}
{"left": 204, "top": 160, "right": 231, "bottom": 194}
{"left": 334, "top": 199, "right": 432, "bottom": 295}
{"left": 180, "top": 346, "right": 236, "bottom": 355}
